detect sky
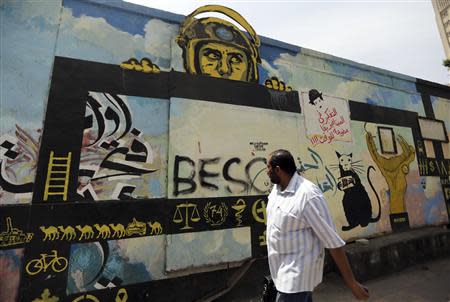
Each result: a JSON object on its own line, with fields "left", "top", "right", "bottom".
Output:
{"left": 125, "top": 0, "right": 449, "bottom": 85}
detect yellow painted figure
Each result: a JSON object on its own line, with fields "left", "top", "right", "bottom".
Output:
{"left": 177, "top": 5, "right": 261, "bottom": 82}
{"left": 198, "top": 42, "right": 249, "bottom": 80}
{"left": 32, "top": 289, "right": 59, "bottom": 302}
{"left": 366, "top": 132, "right": 415, "bottom": 214}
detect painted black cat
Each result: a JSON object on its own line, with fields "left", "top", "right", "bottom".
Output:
{"left": 335, "top": 152, "right": 381, "bottom": 231}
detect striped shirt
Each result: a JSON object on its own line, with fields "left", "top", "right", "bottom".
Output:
{"left": 266, "top": 173, "right": 345, "bottom": 293}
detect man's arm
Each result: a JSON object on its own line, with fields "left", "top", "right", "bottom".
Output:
{"left": 302, "top": 196, "right": 370, "bottom": 300}
{"left": 329, "top": 247, "right": 369, "bottom": 300}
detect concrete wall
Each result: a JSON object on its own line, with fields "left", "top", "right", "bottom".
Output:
{"left": 0, "top": 0, "right": 449, "bottom": 301}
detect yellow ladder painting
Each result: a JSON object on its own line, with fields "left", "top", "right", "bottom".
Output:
{"left": 43, "top": 151, "right": 72, "bottom": 201}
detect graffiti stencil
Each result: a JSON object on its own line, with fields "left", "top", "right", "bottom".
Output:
{"left": 366, "top": 131, "right": 415, "bottom": 215}
{"left": 0, "top": 217, "right": 33, "bottom": 247}
{"left": 43, "top": 151, "right": 71, "bottom": 201}
{"left": 25, "top": 250, "right": 68, "bottom": 276}
{"left": 232, "top": 198, "right": 247, "bottom": 226}
{"left": 177, "top": 5, "right": 261, "bottom": 83}
{"left": 331, "top": 152, "right": 381, "bottom": 231}
{"left": 32, "top": 289, "right": 59, "bottom": 302}
{"left": 173, "top": 203, "right": 201, "bottom": 230}
{"left": 203, "top": 201, "right": 228, "bottom": 226}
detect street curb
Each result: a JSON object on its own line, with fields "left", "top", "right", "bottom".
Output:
{"left": 341, "top": 226, "right": 450, "bottom": 281}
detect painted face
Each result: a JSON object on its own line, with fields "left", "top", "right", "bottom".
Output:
{"left": 198, "top": 42, "right": 249, "bottom": 81}
{"left": 266, "top": 159, "right": 281, "bottom": 185}
{"left": 339, "top": 154, "right": 352, "bottom": 171}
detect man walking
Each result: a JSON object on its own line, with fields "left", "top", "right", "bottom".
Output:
{"left": 266, "top": 149, "right": 369, "bottom": 301}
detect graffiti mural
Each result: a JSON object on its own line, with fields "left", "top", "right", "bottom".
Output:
{"left": 25, "top": 250, "right": 68, "bottom": 276}
{"left": 67, "top": 236, "right": 166, "bottom": 294}
{"left": 0, "top": 217, "right": 34, "bottom": 248}
{"left": 177, "top": 5, "right": 261, "bottom": 83}
{"left": 333, "top": 152, "right": 381, "bottom": 231}
{"left": 0, "top": 127, "right": 39, "bottom": 204}
{"left": 166, "top": 96, "right": 300, "bottom": 270}
{"left": 31, "top": 288, "right": 60, "bottom": 302}
{"left": 0, "top": 0, "right": 61, "bottom": 205}
{"left": 0, "top": 249, "right": 24, "bottom": 302}
{"left": 298, "top": 147, "right": 339, "bottom": 195}
{"left": 302, "top": 90, "right": 352, "bottom": 146}
{"left": 168, "top": 98, "right": 301, "bottom": 198}
{"left": 120, "top": 58, "right": 161, "bottom": 73}
{"left": 366, "top": 128, "right": 415, "bottom": 229}
{"left": 77, "top": 92, "right": 168, "bottom": 201}
{"left": 1, "top": 0, "right": 450, "bottom": 301}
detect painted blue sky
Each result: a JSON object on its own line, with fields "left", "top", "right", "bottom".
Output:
{"left": 126, "top": 0, "right": 449, "bottom": 85}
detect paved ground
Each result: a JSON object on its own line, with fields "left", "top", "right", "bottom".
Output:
{"left": 314, "top": 256, "right": 450, "bottom": 302}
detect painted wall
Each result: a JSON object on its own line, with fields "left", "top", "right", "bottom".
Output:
{"left": 1, "top": 0, "right": 449, "bottom": 301}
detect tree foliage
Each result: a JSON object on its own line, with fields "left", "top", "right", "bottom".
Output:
{"left": 443, "top": 59, "right": 450, "bottom": 68}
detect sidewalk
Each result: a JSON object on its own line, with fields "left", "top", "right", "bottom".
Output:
{"left": 215, "top": 226, "right": 450, "bottom": 302}
{"left": 314, "top": 256, "right": 450, "bottom": 302}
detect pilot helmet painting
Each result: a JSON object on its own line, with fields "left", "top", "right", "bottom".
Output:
{"left": 177, "top": 5, "right": 261, "bottom": 83}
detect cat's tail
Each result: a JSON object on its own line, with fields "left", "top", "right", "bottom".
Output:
{"left": 368, "top": 166, "right": 381, "bottom": 222}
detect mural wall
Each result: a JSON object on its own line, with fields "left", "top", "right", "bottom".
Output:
{"left": 1, "top": 0, "right": 449, "bottom": 301}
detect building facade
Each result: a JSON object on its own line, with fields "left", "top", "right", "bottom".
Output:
{"left": 432, "top": 0, "right": 450, "bottom": 58}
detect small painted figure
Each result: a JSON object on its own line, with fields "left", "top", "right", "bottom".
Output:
{"left": 335, "top": 152, "right": 381, "bottom": 231}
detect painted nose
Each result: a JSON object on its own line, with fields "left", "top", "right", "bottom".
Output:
{"left": 218, "top": 57, "right": 231, "bottom": 76}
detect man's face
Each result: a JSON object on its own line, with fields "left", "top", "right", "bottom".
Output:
{"left": 266, "top": 158, "right": 281, "bottom": 185}
{"left": 310, "top": 97, "right": 323, "bottom": 108}
{"left": 198, "top": 42, "right": 249, "bottom": 81}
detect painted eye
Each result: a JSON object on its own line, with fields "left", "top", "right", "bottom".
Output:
{"left": 207, "top": 52, "right": 220, "bottom": 60}
{"left": 229, "top": 54, "right": 243, "bottom": 64}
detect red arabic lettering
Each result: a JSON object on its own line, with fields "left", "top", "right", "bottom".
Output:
{"left": 312, "top": 106, "right": 350, "bottom": 145}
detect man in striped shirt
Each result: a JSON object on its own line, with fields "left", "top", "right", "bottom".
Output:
{"left": 266, "top": 149, "right": 369, "bottom": 302}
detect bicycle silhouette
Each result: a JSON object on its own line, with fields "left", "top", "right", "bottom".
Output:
{"left": 25, "top": 250, "right": 68, "bottom": 275}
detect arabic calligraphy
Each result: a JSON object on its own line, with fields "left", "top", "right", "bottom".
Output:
{"left": 311, "top": 107, "right": 350, "bottom": 146}
{"left": 303, "top": 91, "right": 352, "bottom": 146}
{"left": 298, "top": 148, "right": 338, "bottom": 194}
{"left": 77, "top": 92, "right": 161, "bottom": 201}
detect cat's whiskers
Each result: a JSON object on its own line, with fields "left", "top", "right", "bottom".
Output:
{"left": 352, "top": 165, "right": 364, "bottom": 169}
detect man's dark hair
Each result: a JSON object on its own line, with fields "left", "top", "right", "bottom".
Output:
{"left": 269, "top": 149, "right": 297, "bottom": 176}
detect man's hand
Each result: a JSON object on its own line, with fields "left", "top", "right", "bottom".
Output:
{"left": 329, "top": 247, "right": 370, "bottom": 300}
{"left": 349, "top": 280, "right": 369, "bottom": 300}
